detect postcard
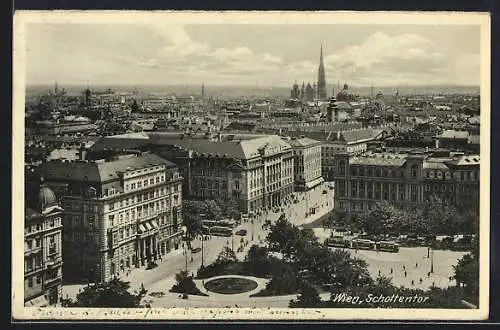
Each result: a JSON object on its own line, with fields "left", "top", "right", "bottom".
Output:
{"left": 12, "top": 10, "right": 490, "bottom": 320}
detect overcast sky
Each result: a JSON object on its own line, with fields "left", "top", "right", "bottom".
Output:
{"left": 25, "top": 23, "right": 481, "bottom": 87}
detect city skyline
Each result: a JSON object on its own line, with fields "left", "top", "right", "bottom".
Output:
{"left": 25, "top": 23, "right": 481, "bottom": 88}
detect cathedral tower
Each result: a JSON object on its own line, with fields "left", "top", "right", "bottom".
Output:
{"left": 317, "top": 44, "right": 327, "bottom": 100}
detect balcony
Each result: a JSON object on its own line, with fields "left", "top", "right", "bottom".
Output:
{"left": 45, "top": 256, "right": 62, "bottom": 268}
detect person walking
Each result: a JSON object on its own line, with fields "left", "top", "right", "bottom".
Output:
{"left": 404, "top": 271, "right": 407, "bottom": 278}
{"left": 390, "top": 268, "right": 393, "bottom": 274}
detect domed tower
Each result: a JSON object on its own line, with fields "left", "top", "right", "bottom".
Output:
{"left": 35, "top": 176, "right": 59, "bottom": 213}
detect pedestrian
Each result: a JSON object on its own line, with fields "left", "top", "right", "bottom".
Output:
{"left": 403, "top": 265, "right": 406, "bottom": 271}
{"left": 404, "top": 271, "right": 407, "bottom": 278}
{"left": 432, "top": 281, "right": 435, "bottom": 287}
{"left": 419, "top": 278, "right": 423, "bottom": 284}
{"left": 390, "top": 268, "right": 393, "bottom": 274}
{"left": 415, "top": 262, "right": 418, "bottom": 268}
{"left": 378, "top": 270, "right": 381, "bottom": 276}
{"left": 411, "top": 280, "right": 414, "bottom": 286}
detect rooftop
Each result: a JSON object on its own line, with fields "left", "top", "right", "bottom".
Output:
{"left": 440, "top": 130, "right": 469, "bottom": 139}
{"left": 288, "top": 137, "right": 321, "bottom": 147}
{"left": 37, "top": 153, "right": 177, "bottom": 183}
{"left": 350, "top": 153, "right": 407, "bottom": 167}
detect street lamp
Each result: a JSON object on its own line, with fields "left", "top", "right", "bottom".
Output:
{"left": 181, "top": 226, "right": 188, "bottom": 273}
{"left": 430, "top": 248, "right": 434, "bottom": 274}
{"left": 201, "top": 233, "right": 205, "bottom": 267}
{"left": 251, "top": 219, "right": 254, "bottom": 241}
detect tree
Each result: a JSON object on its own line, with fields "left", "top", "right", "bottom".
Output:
{"left": 244, "top": 245, "right": 270, "bottom": 277}
{"left": 357, "top": 201, "right": 403, "bottom": 235}
{"left": 215, "top": 198, "right": 240, "bottom": 220}
{"left": 420, "top": 195, "right": 457, "bottom": 236}
{"left": 289, "top": 282, "right": 322, "bottom": 308}
{"left": 453, "top": 236, "right": 479, "bottom": 305}
{"left": 170, "top": 271, "right": 208, "bottom": 296}
{"left": 266, "top": 215, "right": 301, "bottom": 261}
{"left": 182, "top": 200, "right": 205, "bottom": 240}
{"left": 204, "top": 200, "right": 224, "bottom": 220}
{"left": 61, "top": 279, "right": 144, "bottom": 307}
{"left": 216, "top": 246, "right": 237, "bottom": 264}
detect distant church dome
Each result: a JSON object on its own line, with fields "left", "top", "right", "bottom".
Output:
{"left": 37, "top": 177, "right": 58, "bottom": 212}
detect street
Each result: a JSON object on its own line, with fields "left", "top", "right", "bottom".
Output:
{"left": 62, "top": 182, "right": 334, "bottom": 301}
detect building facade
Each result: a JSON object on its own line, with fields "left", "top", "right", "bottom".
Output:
{"left": 180, "top": 136, "right": 295, "bottom": 213}
{"left": 24, "top": 181, "right": 64, "bottom": 307}
{"left": 35, "top": 153, "right": 183, "bottom": 283}
{"left": 331, "top": 151, "right": 480, "bottom": 215}
{"left": 288, "top": 137, "right": 324, "bottom": 191}
{"left": 321, "top": 128, "right": 385, "bottom": 181}
{"left": 89, "top": 134, "right": 295, "bottom": 214}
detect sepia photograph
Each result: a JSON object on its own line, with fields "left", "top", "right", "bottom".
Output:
{"left": 12, "top": 11, "right": 491, "bottom": 320}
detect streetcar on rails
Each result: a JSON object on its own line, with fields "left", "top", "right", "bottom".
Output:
{"left": 209, "top": 226, "right": 233, "bottom": 237}
{"left": 351, "top": 238, "right": 376, "bottom": 250}
{"left": 376, "top": 241, "right": 400, "bottom": 253}
{"left": 326, "top": 235, "right": 348, "bottom": 248}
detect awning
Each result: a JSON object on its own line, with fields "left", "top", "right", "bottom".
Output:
{"left": 306, "top": 177, "right": 325, "bottom": 189}
{"left": 25, "top": 295, "right": 49, "bottom": 307}
{"left": 144, "top": 222, "right": 152, "bottom": 231}
{"left": 138, "top": 224, "right": 146, "bottom": 233}
{"left": 151, "top": 220, "right": 159, "bottom": 228}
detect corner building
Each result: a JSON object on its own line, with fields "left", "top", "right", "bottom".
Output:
{"left": 36, "top": 153, "right": 183, "bottom": 283}
{"left": 288, "top": 137, "right": 324, "bottom": 191}
{"left": 24, "top": 181, "right": 64, "bottom": 306}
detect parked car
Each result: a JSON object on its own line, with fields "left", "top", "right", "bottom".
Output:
{"left": 235, "top": 229, "right": 247, "bottom": 236}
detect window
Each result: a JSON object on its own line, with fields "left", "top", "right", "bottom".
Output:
{"left": 36, "top": 275, "right": 42, "bottom": 284}
{"left": 131, "top": 183, "right": 136, "bottom": 190}
{"left": 156, "top": 177, "right": 160, "bottom": 183}
{"left": 28, "top": 277, "right": 33, "bottom": 288}
{"left": 411, "top": 165, "right": 418, "bottom": 178}
{"left": 144, "top": 180, "right": 148, "bottom": 186}
{"left": 109, "top": 215, "right": 115, "bottom": 227}
{"left": 150, "top": 178, "right": 154, "bottom": 185}
{"left": 235, "top": 181, "right": 240, "bottom": 190}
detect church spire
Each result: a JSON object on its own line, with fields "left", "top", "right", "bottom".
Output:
{"left": 317, "top": 43, "right": 327, "bottom": 100}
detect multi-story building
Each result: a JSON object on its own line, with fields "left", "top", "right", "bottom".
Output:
{"left": 89, "top": 134, "right": 295, "bottom": 214}
{"left": 288, "top": 137, "right": 324, "bottom": 191}
{"left": 321, "top": 128, "right": 385, "bottom": 181}
{"left": 24, "top": 180, "right": 64, "bottom": 307}
{"left": 331, "top": 151, "right": 480, "bottom": 215}
{"left": 34, "top": 153, "right": 183, "bottom": 283}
